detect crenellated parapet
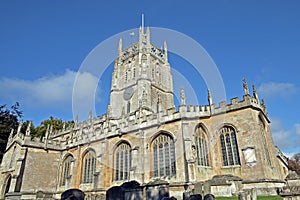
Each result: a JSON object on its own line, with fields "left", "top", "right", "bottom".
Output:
{"left": 6, "top": 79, "right": 268, "bottom": 151}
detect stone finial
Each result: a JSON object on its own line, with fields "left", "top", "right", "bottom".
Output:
{"left": 164, "top": 41, "right": 168, "bottom": 61}
{"left": 146, "top": 27, "right": 150, "bottom": 44}
{"left": 50, "top": 124, "right": 53, "bottom": 134}
{"left": 17, "top": 120, "right": 23, "bottom": 134}
{"left": 45, "top": 124, "right": 50, "bottom": 140}
{"left": 261, "top": 99, "right": 266, "bottom": 111}
{"left": 243, "top": 78, "right": 249, "bottom": 95}
{"left": 9, "top": 128, "right": 14, "bottom": 140}
{"left": 107, "top": 104, "right": 112, "bottom": 118}
{"left": 63, "top": 121, "right": 66, "bottom": 131}
{"left": 118, "top": 37, "right": 122, "bottom": 56}
{"left": 25, "top": 121, "right": 31, "bottom": 136}
{"left": 180, "top": 87, "right": 186, "bottom": 105}
{"left": 208, "top": 89, "right": 213, "bottom": 105}
{"left": 252, "top": 85, "right": 259, "bottom": 102}
{"left": 88, "top": 110, "right": 93, "bottom": 123}
{"left": 139, "top": 26, "right": 143, "bottom": 45}
{"left": 75, "top": 115, "right": 78, "bottom": 127}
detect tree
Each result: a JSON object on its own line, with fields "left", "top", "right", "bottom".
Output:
{"left": 33, "top": 116, "right": 74, "bottom": 139}
{"left": 0, "top": 103, "right": 23, "bottom": 162}
{"left": 288, "top": 153, "right": 300, "bottom": 175}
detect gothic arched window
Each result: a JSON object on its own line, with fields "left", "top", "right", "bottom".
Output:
{"left": 61, "top": 155, "right": 73, "bottom": 186}
{"left": 152, "top": 134, "right": 176, "bottom": 177}
{"left": 82, "top": 150, "right": 96, "bottom": 184}
{"left": 195, "top": 126, "right": 209, "bottom": 166}
{"left": 114, "top": 143, "right": 131, "bottom": 181}
{"left": 219, "top": 126, "right": 240, "bottom": 166}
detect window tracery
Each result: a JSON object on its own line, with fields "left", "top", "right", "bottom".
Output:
{"left": 114, "top": 143, "right": 131, "bottom": 181}
{"left": 219, "top": 126, "right": 240, "bottom": 166}
{"left": 152, "top": 134, "right": 176, "bottom": 177}
{"left": 61, "top": 155, "right": 73, "bottom": 186}
{"left": 195, "top": 126, "right": 209, "bottom": 166}
{"left": 82, "top": 150, "right": 96, "bottom": 184}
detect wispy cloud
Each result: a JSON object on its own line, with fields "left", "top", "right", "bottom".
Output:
{"left": 258, "top": 82, "right": 298, "bottom": 100}
{"left": 0, "top": 69, "right": 100, "bottom": 116}
{"left": 271, "top": 118, "right": 300, "bottom": 155}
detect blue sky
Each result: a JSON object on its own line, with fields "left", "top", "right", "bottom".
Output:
{"left": 0, "top": 0, "right": 299, "bottom": 155}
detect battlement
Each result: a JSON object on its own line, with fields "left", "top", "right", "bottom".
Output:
{"left": 6, "top": 80, "right": 268, "bottom": 151}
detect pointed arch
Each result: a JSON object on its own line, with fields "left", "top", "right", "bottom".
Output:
{"left": 114, "top": 141, "right": 131, "bottom": 181}
{"left": 60, "top": 154, "right": 74, "bottom": 186}
{"left": 82, "top": 149, "right": 96, "bottom": 184}
{"left": 219, "top": 126, "right": 240, "bottom": 166}
{"left": 151, "top": 132, "right": 176, "bottom": 177}
{"left": 195, "top": 124, "right": 210, "bottom": 166}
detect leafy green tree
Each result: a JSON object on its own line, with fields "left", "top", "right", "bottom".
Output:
{"left": 33, "top": 116, "right": 74, "bottom": 139}
{"left": 0, "top": 103, "right": 23, "bottom": 162}
{"left": 21, "top": 120, "right": 36, "bottom": 137}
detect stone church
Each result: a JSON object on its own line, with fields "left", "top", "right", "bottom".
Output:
{"left": 0, "top": 25, "right": 289, "bottom": 199}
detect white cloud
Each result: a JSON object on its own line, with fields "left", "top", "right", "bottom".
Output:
{"left": 271, "top": 118, "right": 300, "bottom": 154}
{"left": 0, "top": 70, "right": 100, "bottom": 114}
{"left": 258, "top": 82, "right": 298, "bottom": 100}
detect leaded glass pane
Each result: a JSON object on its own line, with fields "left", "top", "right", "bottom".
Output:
{"left": 152, "top": 134, "right": 176, "bottom": 177}
{"left": 220, "top": 134, "right": 227, "bottom": 166}
{"left": 220, "top": 127, "right": 240, "bottom": 166}
{"left": 115, "top": 143, "right": 131, "bottom": 181}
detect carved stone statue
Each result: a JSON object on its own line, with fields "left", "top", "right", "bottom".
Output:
{"left": 243, "top": 78, "right": 249, "bottom": 95}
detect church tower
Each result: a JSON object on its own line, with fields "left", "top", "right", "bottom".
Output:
{"left": 109, "top": 23, "right": 174, "bottom": 119}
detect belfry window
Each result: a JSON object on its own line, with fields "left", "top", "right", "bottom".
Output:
{"left": 219, "top": 126, "right": 240, "bottom": 166}
{"left": 195, "top": 126, "right": 209, "bottom": 166}
{"left": 82, "top": 150, "right": 96, "bottom": 184}
{"left": 152, "top": 134, "right": 176, "bottom": 177}
{"left": 61, "top": 155, "right": 73, "bottom": 186}
{"left": 114, "top": 143, "right": 131, "bottom": 181}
